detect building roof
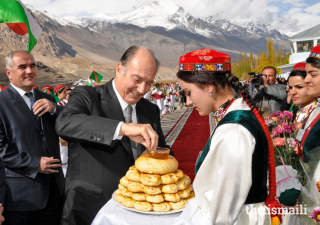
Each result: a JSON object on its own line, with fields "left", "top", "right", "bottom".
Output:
{"left": 277, "top": 63, "right": 295, "bottom": 69}
{"left": 289, "top": 24, "right": 320, "bottom": 40}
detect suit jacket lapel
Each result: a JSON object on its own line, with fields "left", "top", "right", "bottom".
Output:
{"left": 9, "top": 85, "right": 41, "bottom": 132}
{"left": 99, "top": 81, "right": 124, "bottom": 122}
{"left": 98, "top": 80, "right": 134, "bottom": 159}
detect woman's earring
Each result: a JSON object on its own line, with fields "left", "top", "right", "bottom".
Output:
{"left": 209, "top": 93, "right": 212, "bottom": 96}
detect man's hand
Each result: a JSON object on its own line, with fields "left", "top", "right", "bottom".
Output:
{"left": 33, "top": 99, "right": 56, "bottom": 116}
{"left": 39, "top": 157, "right": 61, "bottom": 174}
{"left": 261, "top": 75, "right": 268, "bottom": 88}
{"left": 0, "top": 204, "right": 4, "bottom": 224}
{"left": 120, "top": 123, "right": 158, "bottom": 150}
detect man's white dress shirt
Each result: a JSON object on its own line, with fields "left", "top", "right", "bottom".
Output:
{"left": 112, "top": 80, "right": 137, "bottom": 140}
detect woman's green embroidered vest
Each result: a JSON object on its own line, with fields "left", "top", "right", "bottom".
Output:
{"left": 195, "top": 110, "right": 268, "bottom": 204}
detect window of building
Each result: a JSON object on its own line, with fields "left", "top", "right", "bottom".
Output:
{"left": 297, "top": 40, "right": 314, "bottom": 52}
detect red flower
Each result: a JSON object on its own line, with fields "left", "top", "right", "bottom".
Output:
{"left": 293, "top": 146, "right": 299, "bottom": 155}
{"left": 316, "top": 181, "right": 320, "bottom": 192}
{"left": 293, "top": 122, "right": 302, "bottom": 130}
{"left": 273, "top": 138, "right": 285, "bottom": 147}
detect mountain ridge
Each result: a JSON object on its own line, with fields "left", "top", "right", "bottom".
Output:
{"left": 60, "top": 0, "right": 288, "bottom": 40}
{"left": 0, "top": 0, "right": 289, "bottom": 86}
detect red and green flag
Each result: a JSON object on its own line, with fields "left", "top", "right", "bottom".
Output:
{"left": 0, "top": 0, "right": 42, "bottom": 51}
{"left": 86, "top": 71, "right": 103, "bottom": 86}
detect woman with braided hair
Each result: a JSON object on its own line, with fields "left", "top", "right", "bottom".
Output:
{"left": 176, "top": 49, "right": 281, "bottom": 225}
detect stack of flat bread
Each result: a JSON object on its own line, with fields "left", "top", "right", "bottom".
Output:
{"left": 115, "top": 154, "right": 195, "bottom": 212}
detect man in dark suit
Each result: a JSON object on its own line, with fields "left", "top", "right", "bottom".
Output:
{"left": 0, "top": 50, "right": 65, "bottom": 225}
{"left": 56, "top": 46, "right": 168, "bottom": 224}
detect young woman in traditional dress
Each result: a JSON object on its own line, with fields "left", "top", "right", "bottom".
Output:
{"left": 153, "top": 83, "right": 163, "bottom": 114}
{"left": 284, "top": 46, "right": 320, "bottom": 225}
{"left": 287, "top": 63, "right": 318, "bottom": 123}
{"left": 54, "top": 84, "right": 67, "bottom": 101}
{"left": 162, "top": 83, "right": 170, "bottom": 115}
{"left": 296, "top": 46, "right": 320, "bottom": 160}
{"left": 170, "top": 82, "right": 176, "bottom": 112}
{"left": 275, "top": 63, "right": 317, "bottom": 223}
{"left": 176, "top": 48, "right": 280, "bottom": 225}
{"left": 150, "top": 84, "right": 158, "bottom": 105}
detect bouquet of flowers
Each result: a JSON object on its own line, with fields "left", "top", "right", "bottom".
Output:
{"left": 266, "top": 110, "right": 306, "bottom": 185}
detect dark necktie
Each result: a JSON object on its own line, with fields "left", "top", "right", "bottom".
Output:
{"left": 125, "top": 105, "right": 140, "bottom": 160}
{"left": 25, "top": 92, "right": 41, "bottom": 127}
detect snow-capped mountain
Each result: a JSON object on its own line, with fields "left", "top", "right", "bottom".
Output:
{"left": 91, "top": 0, "right": 192, "bottom": 30}
{"left": 63, "top": 0, "right": 287, "bottom": 40}
{"left": 203, "top": 15, "right": 287, "bottom": 40}
{"left": 237, "top": 20, "right": 287, "bottom": 40}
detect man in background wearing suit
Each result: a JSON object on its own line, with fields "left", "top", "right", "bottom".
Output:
{"left": 254, "top": 66, "right": 287, "bottom": 116}
{"left": 0, "top": 50, "right": 65, "bottom": 225}
{"left": 56, "top": 46, "right": 168, "bottom": 224}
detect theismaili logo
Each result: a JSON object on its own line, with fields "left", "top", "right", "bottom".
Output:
{"left": 243, "top": 205, "right": 308, "bottom": 215}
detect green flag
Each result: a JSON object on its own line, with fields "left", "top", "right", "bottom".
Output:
{"left": 44, "top": 88, "right": 60, "bottom": 103}
{"left": 86, "top": 71, "right": 103, "bottom": 86}
{"left": 0, "top": 0, "right": 42, "bottom": 51}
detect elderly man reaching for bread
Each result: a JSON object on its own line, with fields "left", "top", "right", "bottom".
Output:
{"left": 56, "top": 46, "right": 169, "bottom": 225}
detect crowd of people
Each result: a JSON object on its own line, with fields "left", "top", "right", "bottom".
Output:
{"left": 0, "top": 45, "right": 319, "bottom": 225}
{"left": 143, "top": 82, "right": 178, "bottom": 117}
{"left": 298, "top": 42, "right": 314, "bottom": 53}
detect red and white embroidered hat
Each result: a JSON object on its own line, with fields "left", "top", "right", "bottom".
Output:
{"left": 309, "top": 46, "right": 320, "bottom": 59}
{"left": 42, "top": 85, "right": 54, "bottom": 92}
{"left": 179, "top": 48, "right": 231, "bottom": 72}
{"left": 292, "top": 62, "right": 306, "bottom": 71}
{"left": 54, "top": 85, "right": 65, "bottom": 94}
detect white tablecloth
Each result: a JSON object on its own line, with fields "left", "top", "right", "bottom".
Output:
{"left": 92, "top": 199, "right": 182, "bottom": 225}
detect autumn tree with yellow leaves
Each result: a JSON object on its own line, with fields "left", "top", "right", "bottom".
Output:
{"left": 232, "top": 37, "right": 290, "bottom": 80}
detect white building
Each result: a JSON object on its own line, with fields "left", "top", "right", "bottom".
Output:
{"left": 278, "top": 24, "right": 320, "bottom": 73}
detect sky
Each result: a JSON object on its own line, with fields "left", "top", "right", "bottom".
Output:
{"left": 23, "top": 0, "right": 320, "bottom": 36}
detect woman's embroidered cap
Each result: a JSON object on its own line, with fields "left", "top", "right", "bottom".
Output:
{"left": 292, "top": 62, "right": 306, "bottom": 71}
{"left": 54, "top": 85, "right": 65, "bottom": 94}
{"left": 42, "top": 85, "right": 53, "bottom": 92}
{"left": 179, "top": 48, "right": 231, "bottom": 72}
{"left": 309, "top": 46, "right": 320, "bottom": 59}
